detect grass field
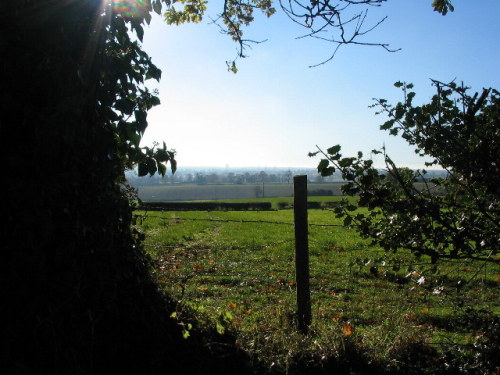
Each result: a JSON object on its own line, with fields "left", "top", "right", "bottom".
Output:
{"left": 137, "top": 198, "right": 499, "bottom": 374}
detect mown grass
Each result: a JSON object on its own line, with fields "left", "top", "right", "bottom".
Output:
{"left": 137, "top": 201, "right": 499, "bottom": 374}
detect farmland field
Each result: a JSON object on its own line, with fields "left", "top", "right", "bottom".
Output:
{"left": 136, "top": 183, "right": 345, "bottom": 201}
{"left": 137, "top": 198, "right": 499, "bottom": 374}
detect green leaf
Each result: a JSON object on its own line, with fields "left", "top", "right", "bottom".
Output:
{"left": 395, "top": 106, "right": 405, "bottom": 120}
{"left": 146, "top": 65, "right": 162, "bottom": 81}
{"left": 338, "top": 157, "right": 355, "bottom": 168}
{"left": 115, "top": 98, "right": 135, "bottom": 115}
{"left": 343, "top": 216, "right": 353, "bottom": 226}
{"left": 153, "top": 0, "right": 162, "bottom": 15}
{"left": 170, "top": 159, "right": 177, "bottom": 174}
{"left": 150, "top": 95, "right": 161, "bottom": 106}
{"left": 380, "top": 119, "right": 395, "bottom": 130}
{"left": 327, "top": 145, "right": 341, "bottom": 155}
{"left": 321, "top": 167, "right": 335, "bottom": 177}
{"left": 317, "top": 159, "right": 330, "bottom": 173}
{"left": 146, "top": 157, "right": 157, "bottom": 176}
{"left": 144, "top": 11, "right": 152, "bottom": 25}
{"left": 216, "top": 321, "right": 225, "bottom": 335}
{"left": 138, "top": 162, "right": 148, "bottom": 177}
{"left": 432, "top": 0, "right": 454, "bottom": 15}
{"left": 227, "top": 61, "right": 238, "bottom": 74}
{"left": 157, "top": 162, "right": 166, "bottom": 176}
{"left": 135, "top": 110, "right": 148, "bottom": 133}
{"left": 132, "top": 21, "right": 144, "bottom": 42}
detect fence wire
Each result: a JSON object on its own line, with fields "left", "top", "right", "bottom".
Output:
{"left": 142, "top": 214, "right": 344, "bottom": 227}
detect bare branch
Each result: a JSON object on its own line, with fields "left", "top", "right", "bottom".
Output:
{"left": 279, "top": 0, "right": 397, "bottom": 66}
{"left": 212, "top": 0, "right": 397, "bottom": 68}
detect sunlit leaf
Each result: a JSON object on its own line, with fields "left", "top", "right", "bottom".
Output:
{"left": 342, "top": 323, "right": 353, "bottom": 336}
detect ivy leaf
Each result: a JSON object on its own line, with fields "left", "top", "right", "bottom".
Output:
{"left": 135, "top": 110, "right": 148, "bottom": 133}
{"left": 115, "top": 98, "right": 135, "bottom": 115}
{"left": 145, "top": 11, "right": 152, "bottom": 25}
{"left": 152, "top": 0, "right": 162, "bottom": 15}
{"left": 131, "top": 20, "right": 144, "bottom": 42}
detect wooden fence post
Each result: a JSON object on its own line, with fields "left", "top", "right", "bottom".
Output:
{"left": 294, "top": 175, "right": 311, "bottom": 333}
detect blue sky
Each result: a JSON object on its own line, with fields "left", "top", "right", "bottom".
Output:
{"left": 140, "top": 0, "right": 500, "bottom": 169}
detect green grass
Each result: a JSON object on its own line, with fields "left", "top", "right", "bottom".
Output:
{"left": 137, "top": 204, "right": 500, "bottom": 374}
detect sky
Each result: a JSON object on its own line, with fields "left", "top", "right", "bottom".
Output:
{"left": 139, "top": 0, "right": 500, "bottom": 169}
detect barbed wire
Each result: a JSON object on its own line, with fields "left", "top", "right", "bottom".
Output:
{"left": 140, "top": 214, "right": 344, "bottom": 227}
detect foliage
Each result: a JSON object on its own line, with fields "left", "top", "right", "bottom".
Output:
{"left": 311, "top": 81, "right": 499, "bottom": 261}
{"left": 102, "top": 2, "right": 177, "bottom": 176}
{"left": 432, "top": 0, "right": 455, "bottom": 15}
{"left": 3, "top": 1, "right": 178, "bottom": 373}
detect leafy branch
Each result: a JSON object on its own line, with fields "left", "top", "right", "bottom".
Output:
{"left": 312, "top": 81, "right": 499, "bottom": 262}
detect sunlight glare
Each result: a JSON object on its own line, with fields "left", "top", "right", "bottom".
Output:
{"left": 112, "top": 0, "right": 148, "bottom": 17}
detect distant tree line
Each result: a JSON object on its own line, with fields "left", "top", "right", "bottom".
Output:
{"left": 127, "top": 167, "right": 335, "bottom": 185}
{"left": 126, "top": 167, "right": 447, "bottom": 187}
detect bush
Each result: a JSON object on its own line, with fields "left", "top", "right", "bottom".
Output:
{"left": 308, "top": 189, "right": 333, "bottom": 196}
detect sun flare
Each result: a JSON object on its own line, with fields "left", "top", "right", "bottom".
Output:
{"left": 112, "top": 0, "right": 148, "bottom": 17}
